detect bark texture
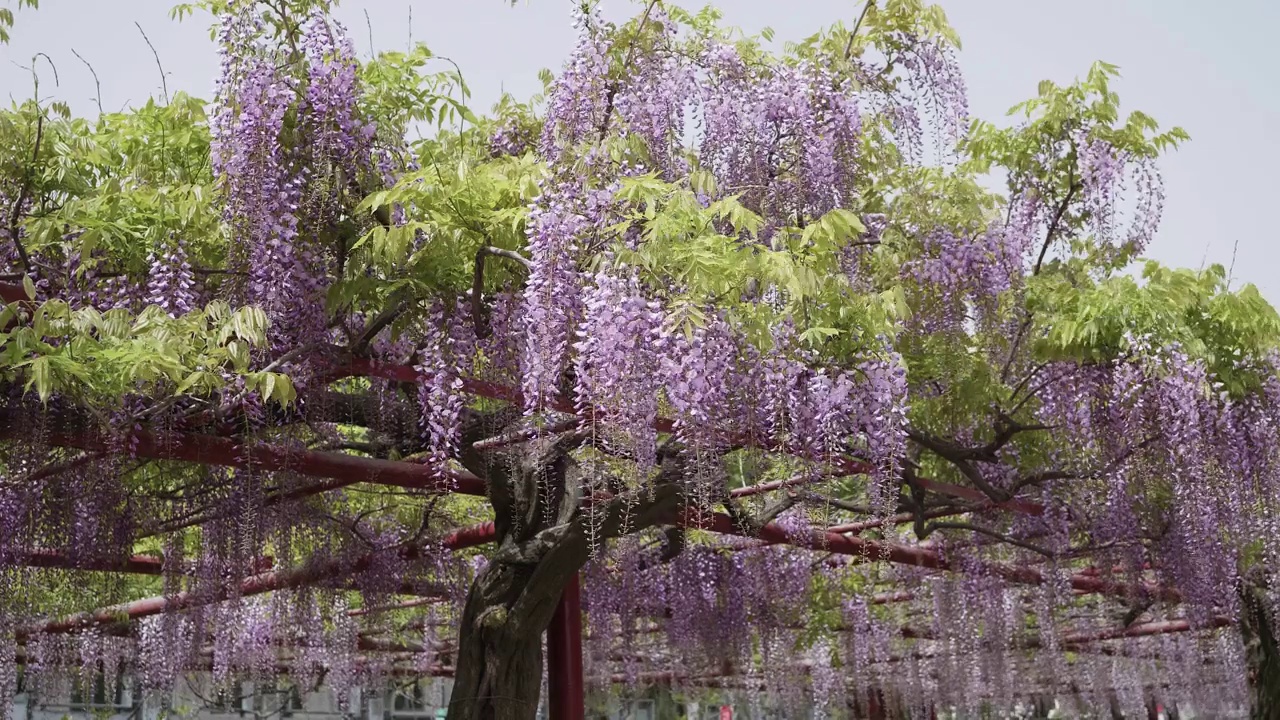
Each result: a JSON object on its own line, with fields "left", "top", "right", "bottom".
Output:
{"left": 1241, "top": 575, "right": 1280, "bottom": 720}
{"left": 446, "top": 428, "right": 685, "bottom": 720}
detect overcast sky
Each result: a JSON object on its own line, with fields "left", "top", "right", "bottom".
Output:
{"left": 2, "top": 0, "right": 1277, "bottom": 300}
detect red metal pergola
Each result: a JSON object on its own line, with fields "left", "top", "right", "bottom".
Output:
{"left": 0, "top": 281, "right": 1202, "bottom": 717}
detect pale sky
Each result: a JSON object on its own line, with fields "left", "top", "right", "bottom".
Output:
{"left": 2, "top": 1, "right": 1277, "bottom": 300}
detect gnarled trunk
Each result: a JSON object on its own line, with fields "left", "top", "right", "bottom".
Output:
{"left": 1241, "top": 576, "right": 1280, "bottom": 720}
{"left": 446, "top": 530, "right": 587, "bottom": 720}
{"left": 446, "top": 430, "right": 686, "bottom": 720}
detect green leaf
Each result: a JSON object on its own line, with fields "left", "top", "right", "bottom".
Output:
{"left": 28, "top": 355, "right": 51, "bottom": 403}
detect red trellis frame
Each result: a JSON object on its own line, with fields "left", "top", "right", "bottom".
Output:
{"left": 0, "top": 282, "right": 1200, "bottom": 716}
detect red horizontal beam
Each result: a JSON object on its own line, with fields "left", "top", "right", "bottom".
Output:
{"left": 21, "top": 417, "right": 1168, "bottom": 612}
{"left": 3, "top": 285, "right": 1045, "bottom": 520}
{"left": 4, "top": 410, "right": 488, "bottom": 501}
{"left": 1078, "top": 561, "right": 1154, "bottom": 577}
{"left": 685, "top": 511, "right": 1178, "bottom": 603}
{"left": 12, "top": 548, "right": 275, "bottom": 577}
{"left": 0, "top": 282, "right": 26, "bottom": 303}
{"left": 0, "top": 287, "right": 1144, "bottom": 613}
{"left": 25, "top": 522, "right": 495, "bottom": 638}
{"left": 15, "top": 549, "right": 167, "bottom": 575}
{"left": 0, "top": 281, "right": 36, "bottom": 331}
{"left": 25, "top": 555, "right": 362, "bottom": 637}
{"left": 442, "top": 521, "right": 497, "bottom": 549}
{"left": 1059, "top": 616, "right": 1231, "bottom": 646}
{"left": 11, "top": 652, "right": 456, "bottom": 678}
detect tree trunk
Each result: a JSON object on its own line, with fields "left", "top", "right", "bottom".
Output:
{"left": 446, "top": 531, "right": 586, "bottom": 720}
{"left": 446, "top": 430, "right": 686, "bottom": 720}
{"left": 1106, "top": 691, "right": 1125, "bottom": 720}
{"left": 1240, "top": 575, "right": 1280, "bottom": 720}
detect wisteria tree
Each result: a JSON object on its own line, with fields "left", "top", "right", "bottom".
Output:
{"left": 2, "top": 0, "right": 1280, "bottom": 718}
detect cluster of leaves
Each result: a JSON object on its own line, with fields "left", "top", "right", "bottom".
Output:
{"left": 1037, "top": 262, "right": 1280, "bottom": 395}
{"left": 0, "top": 296, "right": 292, "bottom": 406}
{"left": 340, "top": 139, "right": 544, "bottom": 321}
{"left": 0, "top": 0, "right": 37, "bottom": 44}
{"left": 15, "top": 93, "right": 221, "bottom": 278}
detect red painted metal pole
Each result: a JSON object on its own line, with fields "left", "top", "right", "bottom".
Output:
{"left": 17, "top": 549, "right": 168, "bottom": 574}
{"left": 868, "top": 689, "right": 886, "bottom": 720}
{"left": 547, "top": 573, "right": 584, "bottom": 720}
{"left": 1058, "top": 616, "right": 1231, "bottom": 646}
{"left": 24, "top": 522, "right": 497, "bottom": 638}
{"left": 685, "top": 511, "right": 1181, "bottom": 603}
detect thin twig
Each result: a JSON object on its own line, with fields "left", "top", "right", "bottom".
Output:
{"left": 70, "top": 49, "right": 104, "bottom": 116}
{"left": 1032, "top": 181, "right": 1078, "bottom": 275}
{"left": 1227, "top": 234, "right": 1240, "bottom": 289}
{"left": 1005, "top": 361, "right": 1049, "bottom": 408}
{"left": 1007, "top": 371, "right": 1060, "bottom": 417}
{"left": 33, "top": 52, "right": 59, "bottom": 87}
{"left": 134, "top": 22, "right": 169, "bottom": 103}
{"left": 843, "top": 0, "right": 875, "bottom": 60}
{"left": 363, "top": 9, "right": 375, "bottom": 57}
{"left": 596, "top": 0, "right": 657, "bottom": 138}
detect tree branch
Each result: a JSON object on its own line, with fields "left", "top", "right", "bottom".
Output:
{"left": 656, "top": 525, "right": 685, "bottom": 563}
{"left": 1032, "top": 179, "right": 1079, "bottom": 276}
{"left": 472, "top": 417, "right": 580, "bottom": 453}
{"left": 1011, "top": 435, "right": 1159, "bottom": 493}
{"left": 906, "top": 427, "right": 1013, "bottom": 503}
{"left": 351, "top": 291, "right": 417, "bottom": 355}
{"left": 7, "top": 111, "right": 42, "bottom": 275}
{"left": 756, "top": 493, "right": 799, "bottom": 528}
{"left": 922, "top": 520, "right": 1055, "bottom": 558}
{"left": 842, "top": 0, "right": 875, "bottom": 60}
{"left": 1000, "top": 177, "right": 1081, "bottom": 384}
{"left": 472, "top": 245, "right": 531, "bottom": 339}
{"left": 792, "top": 490, "right": 876, "bottom": 515}
{"left": 977, "top": 413, "right": 1054, "bottom": 459}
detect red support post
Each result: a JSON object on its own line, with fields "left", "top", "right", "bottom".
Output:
{"left": 868, "top": 689, "right": 886, "bottom": 720}
{"left": 547, "top": 573, "right": 584, "bottom": 720}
